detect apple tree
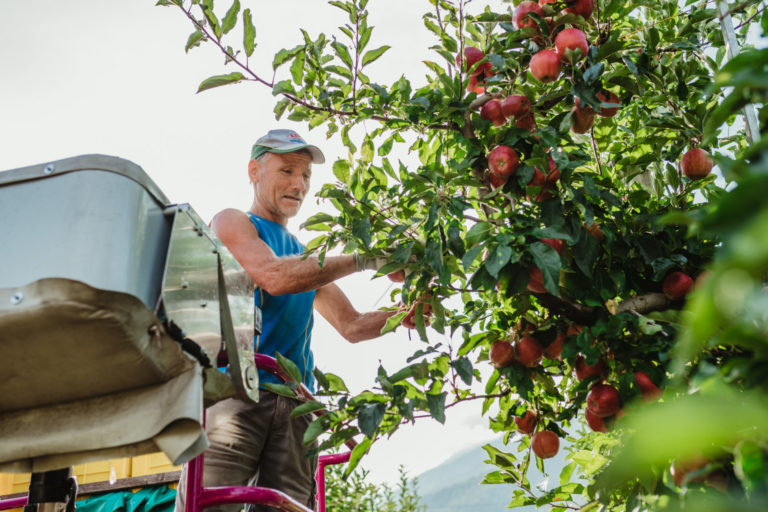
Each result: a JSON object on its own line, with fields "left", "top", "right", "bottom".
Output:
{"left": 157, "top": 0, "right": 768, "bottom": 509}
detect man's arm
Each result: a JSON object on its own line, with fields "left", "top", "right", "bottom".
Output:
{"left": 211, "top": 208, "right": 357, "bottom": 296}
{"left": 314, "top": 282, "right": 398, "bottom": 343}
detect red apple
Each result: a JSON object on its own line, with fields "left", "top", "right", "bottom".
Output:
{"left": 514, "top": 1, "right": 545, "bottom": 30}
{"left": 584, "top": 407, "right": 608, "bottom": 433}
{"left": 567, "top": 324, "right": 582, "bottom": 337}
{"left": 587, "top": 383, "right": 622, "bottom": 418}
{"left": 488, "top": 145, "right": 520, "bottom": 177}
{"left": 467, "top": 73, "right": 486, "bottom": 94}
{"left": 456, "top": 45, "right": 485, "bottom": 72}
{"left": 480, "top": 98, "right": 506, "bottom": 126}
{"left": 564, "top": 0, "right": 594, "bottom": 18}
{"left": 490, "top": 339, "right": 516, "bottom": 368}
{"left": 662, "top": 271, "right": 694, "bottom": 300}
{"left": 570, "top": 103, "right": 595, "bottom": 134}
{"left": 584, "top": 222, "right": 604, "bottom": 242}
{"left": 543, "top": 332, "right": 565, "bottom": 360}
{"left": 515, "top": 112, "right": 537, "bottom": 131}
{"left": 595, "top": 90, "right": 621, "bottom": 117}
{"left": 387, "top": 270, "right": 405, "bottom": 282}
{"left": 529, "top": 49, "right": 561, "bottom": 82}
{"left": 541, "top": 238, "right": 564, "bottom": 255}
{"left": 681, "top": 148, "right": 713, "bottom": 180}
{"left": 531, "top": 431, "right": 560, "bottom": 459}
{"left": 527, "top": 265, "right": 547, "bottom": 294}
{"left": 555, "top": 28, "right": 588, "bottom": 62}
{"left": 515, "top": 336, "right": 543, "bottom": 367}
{"left": 634, "top": 371, "right": 663, "bottom": 402}
{"left": 574, "top": 355, "right": 606, "bottom": 381}
{"left": 489, "top": 171, "right": 509, "bottom": 189}
{"left": 501, "top": 95, "right": 531, "bottom": 119}
{"left": 515, "top": 410, "right": 538, "bottom": 434}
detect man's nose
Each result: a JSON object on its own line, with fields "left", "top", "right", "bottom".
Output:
{"left": 293, "top": 174, "right": 308, "bottom": 192}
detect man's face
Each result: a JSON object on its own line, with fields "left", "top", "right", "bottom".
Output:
{"left": 250, "top": 151, "right": 313, "bottom": 223}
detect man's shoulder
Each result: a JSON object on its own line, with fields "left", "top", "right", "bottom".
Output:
{"left": 210, "top": 209, "right": 258, "bottom": 243}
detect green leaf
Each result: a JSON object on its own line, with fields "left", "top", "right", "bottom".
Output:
{"left": 529, "top": 242, "right": 561, "bottom": 295}
{"left": 185, "top": 30, "right": 205, "bottom": 53}
{"left": 242, "top": 9, "right": 256, "bottom": 57}
{"left": 358, "top": 403, "right": 386, "bottom": 438}
{"left": 302, "top": 416, "right": 326, "bottom": 444}
{"left": 362, "top": 45, "right": 390, "bottom": 67}
{"left": 351, "top": 217, "right": 372, "bottom": 247}
{"left": 332, "top": 41, "right": 354, "bottom": 69}
{"left": 332, "top": 159, "right": 350, "bottom": 182}
{"left": 201, "top": 4, "right": 221, "bottom": 39}
{"left": 450, "top": 357, "right": 473, "bottom": 385}
{"left": 276, "top": 352, "right": 303, "bottom": 383}
{"left": 221, "top": 0, "right": 239, "bottom": 34}
{"left": 261, "top": 382, "right": 297, "bottom": 398}
{"left": 426, "top": 392, "right": 447, "bottom": 423}
{"left": 197, "top": 72, "right": 245, "bottom": 93}
{"left": 485, "top": 244, "right": 513, "bottom": 278}
{"left": 273, "top": 45, "right": 302, "bottom": 70}
{"left": 466, "top": 221, "right": 492, "bottom": 247}
{"left": 381, "top": 311, "right": 407, "bottom": 334}
{"left": 289, "top": 400, "right": 326, "bottom": 418}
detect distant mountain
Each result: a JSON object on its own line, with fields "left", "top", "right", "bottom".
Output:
{"left": 414, "top": 436, "right": 573, "bottom": 512}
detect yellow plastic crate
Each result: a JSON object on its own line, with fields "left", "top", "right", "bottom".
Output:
{"left": 130, "top": 453, "right": 181, "bottom": 477}
{"left": 72, "top": 458, "right": 132, "bottom": 484}
{"left": 0, "top": 472, "right": 30, "bottom": 495}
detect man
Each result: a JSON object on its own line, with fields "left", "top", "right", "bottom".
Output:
{"left": 175, "top": 129, "right": 396, "bottom": 512}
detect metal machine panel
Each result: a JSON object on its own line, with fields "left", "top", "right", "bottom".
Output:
{"left": 160, "top": 205, "right": 221, "bottom": 363}
{"left": 161, "top": 205, "right": 258, "bottom": 401}
{"left": 0, "top": 155, "right": 171, "bottom": 309}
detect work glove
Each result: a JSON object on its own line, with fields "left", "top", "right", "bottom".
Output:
{"left": 353, "top": 253, "right": 389, "bottom": 271}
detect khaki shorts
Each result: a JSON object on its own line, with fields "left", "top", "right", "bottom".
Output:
{"left": 175, "top": 391, "right": 318, "bottom": 512}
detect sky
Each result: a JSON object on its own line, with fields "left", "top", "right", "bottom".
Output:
{"left": 0, "top": 0, "right": 501, "bottom": 485}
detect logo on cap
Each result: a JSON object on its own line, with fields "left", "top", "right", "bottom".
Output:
{"left": 287, "top": 131, "right": 305, "bottom": 143}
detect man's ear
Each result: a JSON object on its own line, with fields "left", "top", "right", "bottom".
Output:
{"left": 248, "top": 159, "right": 259, "bottom": 183}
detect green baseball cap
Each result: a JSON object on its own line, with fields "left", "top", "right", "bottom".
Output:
{"left": 250, "top": 129, "right": 325, "bottom": 164}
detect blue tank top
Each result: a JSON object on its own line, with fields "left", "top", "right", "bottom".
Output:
{"left": 248, "top": 213, "right": 316, "bottom": 392}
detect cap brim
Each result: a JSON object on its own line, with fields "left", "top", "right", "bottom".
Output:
{"left": 265, "top": 144, "right": 325, "bottom": 164}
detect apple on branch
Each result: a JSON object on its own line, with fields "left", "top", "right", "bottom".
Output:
{"left": 501, "top": 94, "right": 531, "bottom": 119}
{"left": 531, "top": 430, "right": 560, "bottom": 459}
{"left": 487, "top": 145, "right": 520, "bottom": 189}
{"left": 662, "top": 271, "right": 694, "bottom": 301}
{"left": 480, "top": 98, "right": 506, "bottom": 126}
{"left": 574, "top": 354, "right": 607, "bottom": 381}
{"left": 586, "top": 383, "right": 622, "bottom": 418}
{"left": 681, "top": 148, "right": 713, "bottom": 180}
{"left": 515, "top": 335, "right": 544, "bottom": 367}
{"left": 543, "top": 332, "right": 565, "bottom": 360}
{"left": 490, "top": 339, "right": 516, "bottom": 369}
{"left": 634, "top": 371, "right": 663, "bottom": 402}
{"left": 555, "top": 28, "right": 589, "bottom": 63}
{"left": 529, "top": 49, "right": 561, "bottom": 83}
{"left": 596, "top": 90, "right": 621, "bottom": 117}
{"left": 564, "top": 0, "right": 594, "bottom": 19}
{"left": 571, "top": 96, "right": 596, "bottom": 134}
{"left": 514, "top": 1, "right": 545, "bottom": 30}
{"left": 514, "top": 410, "right": 538, "bottom": 434}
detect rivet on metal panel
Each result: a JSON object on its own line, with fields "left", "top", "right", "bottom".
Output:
{"left": 200, "top": 300, "right": 208, "bottom": 308}
{"left": 245, "top": 365, "right": 257, "bottom": 390}
{"left": 10, "top": 292, "right": 24, "bottom": 305}
{"left": 44, "top": 164, "right": 55, "bottom": 174}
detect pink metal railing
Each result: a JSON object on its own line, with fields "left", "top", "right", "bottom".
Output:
{"left": 0, "top": 354, "right": 356, "bottom": 512}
